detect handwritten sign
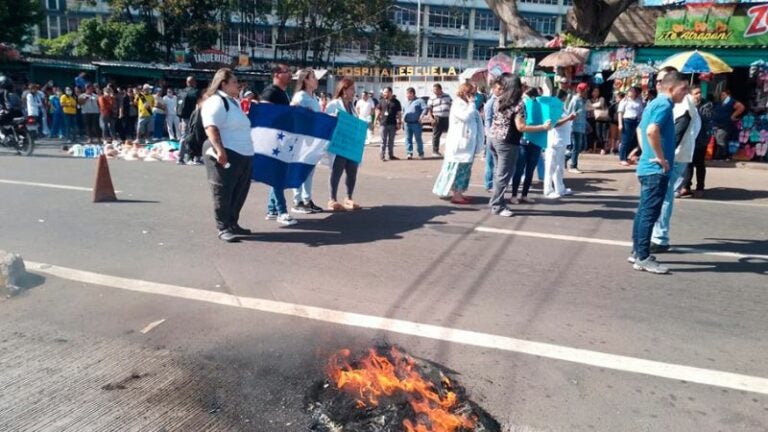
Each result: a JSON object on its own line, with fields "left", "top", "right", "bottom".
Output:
{"left": 523, "top": 98, "right": 548, "bottom": 148}
{"left": 328, "top": 111, "right": 368, "bottom": 163}
{"left": 538, "top": 96, "right": 564, "bottom": 125}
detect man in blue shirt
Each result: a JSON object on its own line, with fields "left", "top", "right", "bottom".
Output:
{"left": 630, "top": 70, "right": 689, "bottom": 274}
{"left": 403, "top": 87, "right": 427, "bottom": 159}
{"left": 566, "top": 83, "right": 589, "bottom": 173}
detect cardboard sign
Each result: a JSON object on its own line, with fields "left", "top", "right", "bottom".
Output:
{"left": 537, "top": 96, "right": 564, "bottom": 125}
{"left": 328, "top": 111, "right": 368, "bottom": 163}
{"left": 523, "top": 98, "right": 548, "bottom": 148}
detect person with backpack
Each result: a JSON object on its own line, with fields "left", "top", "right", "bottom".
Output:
{"left": 201, "top": 68, "right": 254, "bottom": 243}
{"left": 177, "top": 91, "right": 205, "bottom": 165}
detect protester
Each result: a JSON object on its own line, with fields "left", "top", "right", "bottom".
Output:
{"left": 376, "top": 87, "right": 402, "bottom": 161}
{"left": 48, "top": 87, "right": 64, "bottom": 140}
{"left": 261, "top": 64, "right": 296, "bottom": 226}
{"left": 427, "top": 83, "right": 452, "bottom": 157}
{"left": 152, "top": 88, "right": 167, "bottom": 141}
{"left": 629, "top": 70, "right": 688, "bottom": 274}
{"left": 326, "top": 78, "right": 363, "bottom": 212}
{"left": 510, "top": 88, "right": 552, "bottom": 204}
{"left": 134, "top": 84, "right": 154, "bottom": 145}
{"left": 566, "top": 82, "right": 588, "bottom": 173}
{"left": 25, "top": 84, "right": 45, "bottom": 135}
{"left": 651, "top": 84, "right": 699, "bottom": 253}
{"left": 319, "top": 92, "right": 329, "bottom": 112}
{"left": 711, "top": 88, "right": 745, "bottom": 159}
{"left": 74, "top": 72, "right": 88, "bottom": 90}
{"left": 544, "top": 90, "right": 577, "bottom": 199}
{"left": 482, "top": 80, "right": 502, "bottom": 192}
{"left": 290, "top": 68, "right": 324, "bottom": 214}
{"left": 432, "top": 83, "right": 484, "bottom": 204}
{"left": 607, "top": 92, "right": 624, "bottom": 155}
{"left": 201, "top": 68, "right": 253, "bottom": 243}
{"left": 97, "top": 87, "right": 115, "bottom": 144}
{"left": 590, "top": 88, "right": 610, "bottom": 154}
{"left": 180, "top": 76, "right": 198, "bottom": 139}
{"left": 60, "top": 87, "right": 78, "bottom": 144}
{"left": 125, "top": 87, "right": 138, "bottom": 144}
{"left": 163, "top": 88, "right": 179, "bottom": 140}
{"left": 618, "top": 87, "right": 644, "bottom": 166}
{"left": 403, "top": 87, "right": 427, "bottom": 160}
{"left": 679, "top": 85, "right": 713, "bottom": 198}
{"left": 177, "top": 91, "right": 205, "bottom": 166}
{"left": 355, "top": 91, "right": 375, "bottom": 144}
{"left": 79, "top": 84, "right": 100, "bottom": 144}
{"left": 114, "top": 88, "right": 127, "bottom": 143}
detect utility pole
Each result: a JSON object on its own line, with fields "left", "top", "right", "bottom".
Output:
{"left": 415, "top": 0, "right": 421, "bottom": 64}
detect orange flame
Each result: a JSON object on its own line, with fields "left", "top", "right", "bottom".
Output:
{"left": 327, "top": 347, "right": 475, "bottom": 432}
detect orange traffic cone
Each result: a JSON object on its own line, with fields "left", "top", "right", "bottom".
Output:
{"left": 93, "top": 154, "right": 117, "bottom": 203}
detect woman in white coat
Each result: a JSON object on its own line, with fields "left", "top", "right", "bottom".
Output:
{"left": 432, "top": 83, "right": 484, "bottom": 204}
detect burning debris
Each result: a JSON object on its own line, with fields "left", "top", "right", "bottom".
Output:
{"left": 307, "top": 345, "right": 500, "bottom": 432}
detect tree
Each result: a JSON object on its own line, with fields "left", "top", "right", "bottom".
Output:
{"left": 485, "top": 0, "right": 639, "bottom": 46}
{"left": 0, "top": 0, "right": 44, "bottom": 46}
{"left": 38, "top": 33, "right": 79, "bottom": 57}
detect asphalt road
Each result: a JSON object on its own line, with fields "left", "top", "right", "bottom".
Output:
{"left": 0, "top": 142, "right": 767, "bottom": 432}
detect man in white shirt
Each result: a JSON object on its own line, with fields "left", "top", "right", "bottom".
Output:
{"left": 163, "top": 89, "right": 179, "bottom": 140}
{"left": 355, "top": 91, "right": 375, "bottom": 144}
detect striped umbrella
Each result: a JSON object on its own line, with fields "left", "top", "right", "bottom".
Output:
{"left": 658, "top": 50, "right": 733, "bottom": 74}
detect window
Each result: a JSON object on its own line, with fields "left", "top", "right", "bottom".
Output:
{"left": 386, "top": 44, "right": 415, "bottom": 57}
{"left": 67, "top": 18, "right": 80, "bottom": 34}
{"left": 339, "top": 39, "right": 371, "bottom": 55}
{"left": 429, "top": 7, "right": 469, "bottom": 30}
{"left": 474, "top": 10, "right": 500, "bottom": 32}
{"left": 563, "top": 0, "right": 573, "bottom": 5}
{"left": 472, "top": 44, "right": 496, "bottom": 61}
{"left": 46, "top": 0, "right": 60, "bottom": 10}
{"left": 427, "top": 40, "right": 465, "bottom": 59}
{"left": 47, "top": 16, "right": 60, "bottom": 38}
{"left": 391, "top": 6, "right": 418, "bottom": 26}
{"left": 519, "top": 0, "right": 558, "bottom": 4}
{"left": 522, "top": 14, "right": 558, "bottom": 35}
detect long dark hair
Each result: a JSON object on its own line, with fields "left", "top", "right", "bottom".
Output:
{"left": 496, "top": 74, "right": 523, "bottom": 112}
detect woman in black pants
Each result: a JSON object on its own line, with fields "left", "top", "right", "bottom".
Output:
{"left": 201, "top": 68, "right": 254, "bottom": 243}
{"left": 510, "top": 88, "right": 551, "bottom": 204}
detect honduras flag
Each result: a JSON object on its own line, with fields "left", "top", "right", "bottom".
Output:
{"left": 248, "top": 104, "right": 337, "bottom": 189}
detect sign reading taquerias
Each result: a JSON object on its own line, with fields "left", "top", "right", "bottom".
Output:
{"left": 334, "top": 66, "right": 460, "bottom": 78}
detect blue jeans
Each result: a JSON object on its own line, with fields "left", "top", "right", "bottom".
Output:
{"left": 404, "top": 123, "right": 424, "bottom": 156}
{"left": 652, "top": 162, "right": 687, "bottom": 246}
{"left": 267, "top": 188, "right": 287, "bottom": 214}
{"left": 64, "top": 114, "right": 77, "bottom": 142}
{"left": 292, "top": 168, "right": 315, "bottom": 204}
{"left": 512, "top": 144, "right": 541, "bottom": 198}
{"left": 632, "top": 174, "right": 669, "bottom": 260}
{"left": 483, "top": 140, "right": 495, "bottom": 190}
{"left": 50, "top": 112, "right": 64, "bottom": 138}
{"left": 620, "top": 118, "right": 639, "bottom": 162}
{"left": 570, "top": 132, "right": 586, "bottom": 169}
{"left": 153, "top": 113, "right": 166, "bottom": 140}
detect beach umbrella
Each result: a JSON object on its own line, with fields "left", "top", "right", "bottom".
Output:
{"left": 658, "top": 50, "right": 733, "bottom": 74}
{"left": 539, "top": 50, "right": 583, "bottom": 68}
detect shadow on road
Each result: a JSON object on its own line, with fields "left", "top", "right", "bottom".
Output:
{"left": 242, "top": 204, "right": 475, "bottom": 247}
{"left": 696, "top": 187, "right": 768, "bottom": 202}
{"left": 674, "top": 238, "right": 768, "bottom": 258}
{"left": 665, "top": 257, "right": 768, "bottom": 274}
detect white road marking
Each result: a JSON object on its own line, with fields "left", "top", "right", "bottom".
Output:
{"left": 475, "top": 227, "right": 768, "bottom": 260}
{"left": 0, "top": 179, "right": 122, "bottom": 193}
{"left": 26, "top": 260, "right": 768, "bottom": 396}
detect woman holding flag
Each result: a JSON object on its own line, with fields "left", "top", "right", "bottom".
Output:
{"left": 201, "top": 68, "right": 254, "bottom": 243}
{"left": 290, "top": 68, "right": 324, "bottom": 214}
{"left": 325, "top": 78, "right": 362, "bottom": 212}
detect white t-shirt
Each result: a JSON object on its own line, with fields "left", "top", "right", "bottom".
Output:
{"left": 325, "top": 99, "right": 351, "bottom": 117}
{"left": 201, "top": 91, "right": 253, "bottom": 156}
{"left": 291, "top": 90, "right": 321, "bottom": 112}
{"left": 163, "top": 95, "right": 178, "bottom": 116}
{"left": 355, "top": 98, "right": 374, "bottom": 120}
{"left": 548, "top": 118, "right": 572, "bottom": 148}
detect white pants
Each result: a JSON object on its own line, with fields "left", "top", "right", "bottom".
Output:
{"left": 544, "top": 145, "right": 566, "bottom": 196}
{"left": 293, "top": 167, "right": 315, "bottom": 204}
{"left": 166, "top": 115, "right": 180, "bottom": 140}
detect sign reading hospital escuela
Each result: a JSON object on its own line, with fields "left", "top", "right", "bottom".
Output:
{"left": 655, "top": 3, "right": 768, "bottom": 46}
{"left": 334, "top": 66, "right": 461, "bottom": 78}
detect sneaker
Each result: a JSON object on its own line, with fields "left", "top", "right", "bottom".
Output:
{"left": 519, "top": 197, "right": 536, "bottom": 204}
{"left": 633, "top": 257, "right": 669, "bottom": 274}
{"left": 508, "top": 197, "right": 520, "bottom": 205}
{"left": 276, "top": 213, "right": 297, "bottom": 226}
{"left": 568, "top": 168, "right": 582, "bottom": 174}
{"left": 418, "top": 154, "right": 425, "bottom": 159}
{"left": 176, "top": 159, "right": 186, "bottom": 165}
{"left": 406, "top": 154, "right": 413, "bottom": 160}
{"left": 563, "top": 188, "right": 574, "bottom": 196}
{"left": 649, "top": 243, "right": 671, "bottom": 254}
{"left": 619, "top": 161, "right": 630, "bottom": 167}
{"left": 676, "top": 188, "right": 692, "bottom": 198}
{"left": 494, "top": 207, "right": 514, "bottom": 217}
{"left": 432, "top": 151, "right": 442, "bottom": 158}
{"left": 627, "top": 253, "right": 656, "bottom": 264}
{"left": 265, "top": 212, "right": 278, "bottom": 220}
{"left": 305, "top": 200, "right": 323, "bottom": 213}
{"left": 389, "top": 155, "right": 400, "bottom": 160}
{"left": 545, "top": 192, "right": 561, "bottom": 199}
{"left": 292, "top": 202, "right": 312, "bottom": 214}
{"left": 218, "top": 229, "right": 240, "bottom": 243}
{"left": 231, "top": 225, "right": 252, "bottom": 235}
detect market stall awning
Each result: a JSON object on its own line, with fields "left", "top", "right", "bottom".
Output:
{"left": 636, "top": 47, "right": 768, "bottom": 68}
{"left": 459, "top": 68, "right": 487, "bottom": 82}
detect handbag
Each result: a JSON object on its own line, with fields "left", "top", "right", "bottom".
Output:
{"left": 595, "top": 108, "right": 610, "bottom": 122}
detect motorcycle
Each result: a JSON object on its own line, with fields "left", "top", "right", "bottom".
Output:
{"left": 0, "top": 115, "right": 36, "bottom": 156}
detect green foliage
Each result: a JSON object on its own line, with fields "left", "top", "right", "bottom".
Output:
{"left": 61, "top": 17, "right": 158, "bottom": 61}
{"left": 0, "top": 0, "right": 44, "bottom": 45}
{"left": 38, "top": 33, "right": 79, "bottom": 57}
{"left": 562, "top": 32, "right": 589, "bottom": 47}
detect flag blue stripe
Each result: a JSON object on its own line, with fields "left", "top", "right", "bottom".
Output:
{"left": 251, "top": 154, "right": 316, "bottom": 189}
{"left": 248, "top": 104, "right": 337, "bottom": 140}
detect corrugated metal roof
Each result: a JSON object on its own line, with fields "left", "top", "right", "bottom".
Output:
{"left": 26, "top": 57, "right": 97, "bottom": 70}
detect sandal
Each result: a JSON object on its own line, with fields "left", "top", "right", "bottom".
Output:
{"left": 327, "top": 200, "right": 346, "bottom": 212}
{"left": 451, "top": 196, "right": 471, "bottom": 204}
{"left": 343, "top": 199, "right": 361, "bottom": 210}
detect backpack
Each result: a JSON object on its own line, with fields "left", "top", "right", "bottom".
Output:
{"left": 184, "top": 94, "right": 229, "bottom": 150}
